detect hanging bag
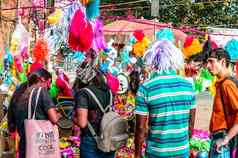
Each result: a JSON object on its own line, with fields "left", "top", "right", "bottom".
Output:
{"left": 24, "top": 87, "right": 60, "bottom": 158}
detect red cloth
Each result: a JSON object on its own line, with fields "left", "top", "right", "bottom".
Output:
{"left": 56, "top": 76, "right": 72, "bottom": 97}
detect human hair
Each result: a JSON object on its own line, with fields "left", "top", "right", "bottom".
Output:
{"left": 209, "top": 48, "right": 230, "bottom": 68}
{"left": 91, "top": 70, "right": 108, "bottom": 89}
{"left": 144, "top": 40, "right": 184, "bottom": 73}
{"left": 11, "top": 68, "right": 52, "bottom": 105}
{"left": 73, "top": 69, "right": 108, "bottom": 91}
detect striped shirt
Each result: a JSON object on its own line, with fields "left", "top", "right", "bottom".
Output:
{"left": 135, "top": 72, "right": 196, "bottom": 158}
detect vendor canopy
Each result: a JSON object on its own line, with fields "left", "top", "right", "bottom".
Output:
{"left": 103, "top": 19, "right": 187, "bottom": 47}
{"left": 208, "top": 27, "right": 238, "bottom": 47}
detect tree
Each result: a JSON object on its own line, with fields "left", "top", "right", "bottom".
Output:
{"left": 101, "top": 0, "right": 238, "bottom": 28}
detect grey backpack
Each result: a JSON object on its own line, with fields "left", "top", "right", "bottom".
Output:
{"left": 83, "top": 88, "right": 129, "bottom": 152}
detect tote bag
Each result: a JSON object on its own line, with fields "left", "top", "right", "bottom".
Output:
{"left": 24, "top": 87, "right": 60, "bottom": 158}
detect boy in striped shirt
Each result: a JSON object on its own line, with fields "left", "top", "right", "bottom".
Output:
{"left": 135, "top": 40, "right": 196, "bottom": 158}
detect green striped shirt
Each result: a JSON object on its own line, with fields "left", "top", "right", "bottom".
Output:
{"left": 135, "top": 72, "right": 196, "bottom": 158}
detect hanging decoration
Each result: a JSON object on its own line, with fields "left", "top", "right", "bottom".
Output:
{"left": 133, "top": 30, "right": 145, "bottom": 42}
{"left": 132, "top": 37, "right": 150, "bottom": 57}
{"left": 81, "top": 0, "right": 95, "bottom": 5}
{"left": 86, "top": 0, "right": 100, "bottom": 20}
{"left": 32, "top": 39, "right": 49, "bottom": 63}
{"left": 10, "top": 23, "right": 30, "bottom": 55}
{"left": 68, "top": 9, "right": 93, "bottom": 52}
{"left": 33, "top": 0, "right": 45, "bottom": 7}
{"left": 38, "top": 19, "right": 45, "bottom": 34}
{"left": 48, "top": 9, "right": 62, "bottom": 25}
{"left": 45, "top": 2, "right": 81, "bottom": 55}
{"left": 91, "top": 19, "right": 107, "bottom": 53}
{"left": 156, "top": 28, "right": 175, "bottom": 43}
{"left": 190, "top": 129, "right": 211, "bottom": 157}
{"left": 106, "top": 73, "right": 119, "bottom": 95}
{"left": 183, "top": 36, "right": 202, "bottom": 59}
{"left": 225, "top": 39, "right": 238, "bottom": 62}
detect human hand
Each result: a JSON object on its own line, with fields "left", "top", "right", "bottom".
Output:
{"left": 215, "top": 136, "right": 229, "bottom": 153}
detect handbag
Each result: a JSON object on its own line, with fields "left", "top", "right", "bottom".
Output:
{"left": 220, "top": 77, "right": 238, "bottom": 158}
{"left": 24, "top": 87, "right": 60, "bottom": 158}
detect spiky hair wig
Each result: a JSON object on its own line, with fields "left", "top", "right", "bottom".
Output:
{"left": 144, "top": 40, "right": 184, "bottom": 73}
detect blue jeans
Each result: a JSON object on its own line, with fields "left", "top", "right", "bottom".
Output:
{"left": 80, "top": 136, "right": 115, "bottom": 158}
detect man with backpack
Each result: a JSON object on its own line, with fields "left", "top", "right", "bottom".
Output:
{"left": 207, "top": 48, "right": 238, "bottom": 158}
{"left": 135, "top": 40, "right": 196, "bottom": 158}
{"left": 73, "top": 50, "right": 128, "bottom": 158}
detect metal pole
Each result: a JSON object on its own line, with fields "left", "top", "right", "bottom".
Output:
{"left": 158, "top": 0, "right": 160, "bottom": 19}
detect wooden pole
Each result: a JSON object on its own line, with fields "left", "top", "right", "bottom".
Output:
{"left": 0, "top": 0, "right": 2, "bottom": 26}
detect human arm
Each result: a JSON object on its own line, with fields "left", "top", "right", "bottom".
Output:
{"left": 75, "top": 108, "right": 88, "bottom": 128}
{"left": 189, "top": 109, "right": 196, "bottom": 138}
{"left": 7, "top": 97, "right": 16, "bottom": 133}
{"left": 74, "top": 90, "right": 89, "bottom": 128}
{"left": 47, "top": 108, "right": 60, "bottom": 124}
{"left": 189, "top": 90, "right": 197, "bottom": 138}
{"left": 134, "top": 85, "right": 149, "bottom": 158}
{"left": 41, "top": 88, "right": 61, "bottom": 123}
{"left": 135, "top": 114, "right": 148, "bottom": 158}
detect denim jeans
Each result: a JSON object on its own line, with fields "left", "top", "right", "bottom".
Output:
{"left": 80, "top": 136, "right": 115, "bottom": 158}
{"left": 19, "top": 135, "right": 26, "bottom": 158}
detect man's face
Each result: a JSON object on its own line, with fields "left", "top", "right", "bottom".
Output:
{"left": 206, "top": 57, "right": 223, "bottom": 76}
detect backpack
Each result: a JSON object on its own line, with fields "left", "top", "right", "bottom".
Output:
{"left": 83, "top": 88, "right": 129, "bottom": 152}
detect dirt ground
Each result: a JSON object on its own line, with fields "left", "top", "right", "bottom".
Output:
{"left": 194, "top": 91, "right": 214, "bottom": 131}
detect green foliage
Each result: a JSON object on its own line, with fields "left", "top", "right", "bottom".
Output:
{"left": 101, "top": 0, "right": 238, "bottom": 27}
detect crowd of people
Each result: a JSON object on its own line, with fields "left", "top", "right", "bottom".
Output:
{"left": 4, "top": 39, "right": 238, "bottom": 158}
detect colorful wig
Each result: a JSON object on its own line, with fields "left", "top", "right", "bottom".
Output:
{"left": 132, "top": 37, "right": 150, "bottom": 57}
{"left": 156, "top": 28, "right": 175, "bottom": 43}
{"left": 144, "top": 40, "right": 184, "bottom": 73}
{"left": 225, "top": 39, "right": 238, "bottom": 62}
{"left": 32, "top": 39, "right": 49, "bottom": 63}
{"left": 183, "top": 36, "right": 202, "bottom": 59}
{"left": 133, "top": 30, "right": 145, "bottom": 42}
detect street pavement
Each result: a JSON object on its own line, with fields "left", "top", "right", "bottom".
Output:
{"left": 195, "top": 91, "right": 214, "bottom": 131}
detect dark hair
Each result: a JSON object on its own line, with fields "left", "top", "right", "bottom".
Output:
{"left": 129, "top": 70, "right": 140, "bottom": 94}
{"left": 73, "top": 69, "right": 108, "bottom": 91}
{"left": 209, "top": 48, "right": 230, "bottom": 68}
{"left": 91, "top": 70, "right": 108, "bottom": 89}
{"left": 11, "top": 68, "right": 52, "bottom": 104}
{"left": 188, "top": 40, "right": 215, "bottom": 64}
